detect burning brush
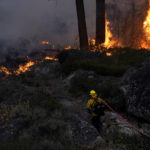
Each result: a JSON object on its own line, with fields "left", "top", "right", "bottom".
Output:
{"left": 0, "top": 55, "right": 58, "bottom": 77}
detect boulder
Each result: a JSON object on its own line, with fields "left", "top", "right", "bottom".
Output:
{"left": 127, "top": 58, "right": 150, "bottom": 122}
{"left": 63, "top": 69, "right": 97, "bottom": 87}
{"left": 122, "top": 67, "right": 137, "bottom": 83}
{"left": 69, "top": 114, "right": 103, "bottom": 147}
{"left": 106, "top": 112, "right": 138, "bottom": 136}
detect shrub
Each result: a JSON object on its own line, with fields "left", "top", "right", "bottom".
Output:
{"left": 60, "top": 48, "right": 150, "bottom": 77}
{"left": 28, "top": 87, "right": 61, "bottom": 115}
{"left": 0, "top": 101, "right": 31, "bottom": 124}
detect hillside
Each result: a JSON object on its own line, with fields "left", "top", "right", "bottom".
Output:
{"left": 0, "top": 48, "right": 150, "bottom": 150}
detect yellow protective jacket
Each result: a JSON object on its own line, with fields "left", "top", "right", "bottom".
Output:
{"left": 86, "top": 97, "right": 104, "bottom": 117}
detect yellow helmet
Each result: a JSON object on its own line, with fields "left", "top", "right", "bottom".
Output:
{"left": 90, "top": 90, "right": 97, "bottom": 96}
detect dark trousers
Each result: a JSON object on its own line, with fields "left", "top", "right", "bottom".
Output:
{"left": 91, "top": 116, "right": 102, "bottom": 133}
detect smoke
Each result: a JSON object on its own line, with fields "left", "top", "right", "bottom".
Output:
{"left": 0, "top": 0, "right": 149, "bottom": 62}
{"left": 0, "top": 0, "right": 97, "bottom": 62}
{"left": 0, "top": 0, "right": 76, "bottom": 61}
{"left": 0, "top": 0, "right": 77, "bottom": 44}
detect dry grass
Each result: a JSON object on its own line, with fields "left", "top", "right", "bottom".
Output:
{"left": 0, "top": 100, "right": 30, "bottom": 124}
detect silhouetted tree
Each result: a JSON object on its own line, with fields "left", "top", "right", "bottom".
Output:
{"left": 96, "top": 0, "right": 105, "bottom": 45}
{"left": 76, "top": 0, "right": 88, "bottom": 50}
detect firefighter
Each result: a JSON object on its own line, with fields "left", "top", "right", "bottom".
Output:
{"left": 86, "top": 90, "right": 106, "bottom": 133}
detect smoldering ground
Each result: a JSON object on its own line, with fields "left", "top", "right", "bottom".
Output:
{"left": 0, "top": 0, "right": 149, "bottom": 62}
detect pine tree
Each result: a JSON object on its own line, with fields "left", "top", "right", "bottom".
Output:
{"left": 76, "top": 0, "right": 88, "bottom": 50}
{"left": 96, "top": 0, "right": 105, "bottom": 45}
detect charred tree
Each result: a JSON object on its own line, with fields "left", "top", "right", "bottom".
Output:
{"left": 96, "top": 0, "right": 105, "bottom": 45}
{"left": 76, "top": 0, "right": 88, "bottom": 50}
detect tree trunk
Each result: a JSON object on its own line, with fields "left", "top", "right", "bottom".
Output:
{"left": 76, "top": 0, "right": 88, "bottom": 50}
{"left": 96, "top": 0, "right": 105, "bottom": 45}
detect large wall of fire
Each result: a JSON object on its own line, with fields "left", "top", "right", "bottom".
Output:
{"left": 106, "top": 0, "right": 150, "bottom": 49}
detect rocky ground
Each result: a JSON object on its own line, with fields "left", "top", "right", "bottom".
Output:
{"left": 0, "top": 49, "right": 150, "bottom": 150}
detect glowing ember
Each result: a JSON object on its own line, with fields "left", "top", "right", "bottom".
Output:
{"left": 89, "top": 39, "right": 96, "bottom": 45}
{"left": 0, "top": 66, "right": 12, "bottom": 76}
{"left": 106, "top": 52, "right": 112, "bottom": 56}
{"left": 45, "top": 56, "right": 58, "bottom": 61}
{"left": 64, "top": 45, "right": 71, "bottom": 50}
{"left": 41, "top": 41, "right": 50, "bottom": 45}
{"left": 142, "top": 0, "right": 150, "bottom": 49}
{"left": 14, "top": 61, "right": 35, "bottom": 75}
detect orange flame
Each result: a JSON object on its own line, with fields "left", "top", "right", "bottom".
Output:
{"left": 41, "top": 41, "right": 50, "bottom": 45}
{"left": 90, "top": 39, "right": 96, "bottom": 46}
{"left": 64, "top": 45, "right": 71, "bottom": 50}
{"left": 142, "top": 0, "right": 150, "bottom": 49}
{"left": 44, "top": 56, "right": 58, "bottom": 61}
{"left": 88, "top": 19, "right": 120, "bottom": 51}
{"left": 14, "top": 61, "right": 35, "bottom": 75}
{"left": 0, "top": 61, "right": 36, "bottom": 76}
{"left": 106, "top": 52, "right": 112, "bottom": 56}
{"left": 103, "top": 20, "right": 117, "bottom": 48}
{"left": 0, "top": 66, "right": 12, "bottom": 76}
